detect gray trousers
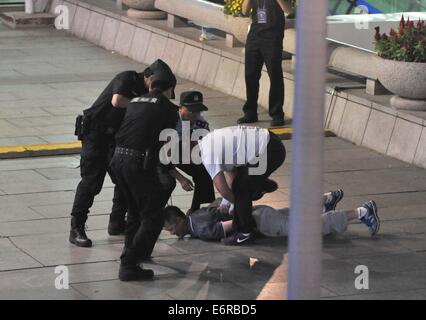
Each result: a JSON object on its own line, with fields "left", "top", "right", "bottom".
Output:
{"left": 252, "top": 206, "right": 348, "bottom": 237}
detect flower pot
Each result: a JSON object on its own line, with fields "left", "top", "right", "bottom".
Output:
{"left": 123, "top": 0, "right": 156, "bottom": 11}
{"left": 377, "top": 57, "right": 426, "bottom": 110}
{"left": 377, "top": 57, "right": 426, "bottom": 100}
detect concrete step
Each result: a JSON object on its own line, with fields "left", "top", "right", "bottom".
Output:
{"left": 0, "top": 11, "right": 55, "bottom": 29}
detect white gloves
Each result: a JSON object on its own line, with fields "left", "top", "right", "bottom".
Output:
{"left": 218, "top": 198, "right": 234, "bottom": 215}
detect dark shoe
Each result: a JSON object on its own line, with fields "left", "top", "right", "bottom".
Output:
{"left": 237, "top": 114, "right": 258, "bottom": 124}
{"left": 119, "top": 264, "right": 154, "bottom": 281}
{"left": 270, "top": 118, "right": 285, "bottom": 127}
{"left": 108, "top": 220, "right": 126, "bottom": 236}
{"left": 137, "top": 255, "right": 153, "bottom": 264}
{"left": 323, "top": 189, "right": 344, "bottom": 212}
{"left": 222, "top": 232, "right": 253, "bottom": 246}
{"left": 69, "top": 226, "right": 92, "bottom": 247}
{"left": 360, "top": 200, "right": 380, "bottom": 236}
{"left": 252, "top": 179, "right": 278, "bottom": 201}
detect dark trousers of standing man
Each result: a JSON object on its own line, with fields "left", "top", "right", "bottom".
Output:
{"left": 232, "top": 132, "right": 286, "bottom": 233}
{"left": 157, "top": 163, "right": 215, "bottom": 212}
{"left": 243, "top": 43, "right": 285, "bottom": 120}
{"left": 177, "top": 163, "right": 215, "bottom": 211}
{"left": 71, "top": 134, "right": 127, "bottom": 228}
{"left": 110, "top": 153, "right": 164, "bottom": 265}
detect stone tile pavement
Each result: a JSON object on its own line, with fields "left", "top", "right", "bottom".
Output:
{"left": 0, "top": 22, "right": 426, "bottom": 300}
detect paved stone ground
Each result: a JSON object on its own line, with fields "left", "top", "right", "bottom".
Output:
{"left": 1, "top": 22, "right": 426, "bottom": 300}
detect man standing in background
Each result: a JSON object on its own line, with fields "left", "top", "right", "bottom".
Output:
{"left": 238, "top": 0, "right": 292, "bottom": 127}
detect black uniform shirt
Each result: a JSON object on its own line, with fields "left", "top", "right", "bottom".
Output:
{"left": 115, "top": 92, "right": 179, "bottom": 156}
{"left": 247, "top": 0, "right": 286, "bottom": 45}
{"left": 84, "top": 71, "right": 147, "bottom": 131}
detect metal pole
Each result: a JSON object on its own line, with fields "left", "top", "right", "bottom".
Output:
{"left": 25, "top": 0, "right": 35, "bottom": 14}
{"left": 116, "top": 0, "right": 123, "bottom": 11}
{"left": 288, "top": 0, "right": 328, "bottom": 300}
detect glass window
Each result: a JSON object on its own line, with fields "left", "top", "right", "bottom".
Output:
{"left": 327, "top": 0, "right": 426, "bottom": 52}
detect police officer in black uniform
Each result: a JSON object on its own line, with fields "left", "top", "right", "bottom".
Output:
{"left": 70, "top": 59, "right": 175, "bottom": 248}
{"left": 110, "top": 65, "right": 178, "bottom": 281}
{"left": 238, "top": 0, "right": 291, "bottom": 127}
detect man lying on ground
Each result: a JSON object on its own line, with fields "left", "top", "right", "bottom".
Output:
{"left": 163, "top": 190, "right": 380, "bottom": 244}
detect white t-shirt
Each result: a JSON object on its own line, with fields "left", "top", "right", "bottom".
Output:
{"left": 198, "top": 126, "right": 270, "bottom": 178}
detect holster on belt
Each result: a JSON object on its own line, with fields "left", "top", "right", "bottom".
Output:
{"left": 74, "top": 113, "right": 91, "bottom": 141}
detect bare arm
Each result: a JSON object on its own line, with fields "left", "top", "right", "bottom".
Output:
{"left": 242, "top": 0, "right": 253, "bottom": 17}
{"left": 213, "top": 172, "right": 235, "bottom": 203}
{"left": 169, "top": 168, "right": 194, "bottom": 191}
{"left": 111, "top": 94, "right": 130, "bottom": 109}
{"left": 276, "top": 0, "right": 292, "bottom": 14}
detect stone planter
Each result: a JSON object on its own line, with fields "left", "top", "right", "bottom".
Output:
{"left": 224, "top": 15, "right": 250, "bottom": 44}
{"left": 377, "top": 57, "right": 426, "bottom": 110}
{"left": 123, "top": 0, "right": 155, "bottom": 10}
{"left": 25, "top": 0, "right": 50, "bottom": 14}
{"left": 123, "top": 0, "right": 166, "bottom": 20}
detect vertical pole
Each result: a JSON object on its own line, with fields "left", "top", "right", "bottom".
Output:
{"left": 116, "top": 0, "right": 123, "bottom": 11}
{"left": 25, "top": 0, "right": 35, "bottom": 14}
{"left": 288, "top": 0, "right": 328, "bottom": 300}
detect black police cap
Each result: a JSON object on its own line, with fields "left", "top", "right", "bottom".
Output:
{"left": 180, "top": 91, "right": 208, "bottom": 112}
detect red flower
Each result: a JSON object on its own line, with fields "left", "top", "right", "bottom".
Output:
{"left": 390, "top": 28, "right": 398, "bottom": 38}
{"left": 382, "top": 33, "right": 388, "bottom": 41}
{"left": 403, "top": 41, "right": 409, "bottom": 50}
{"left": 374, "top": 26, "right": 381, "bottom": 41}
{"left": 400, "top": 15, "right": 405, "bottom": 28}
{"left": 407, "top": 20, "right": 414, "bottom": 31}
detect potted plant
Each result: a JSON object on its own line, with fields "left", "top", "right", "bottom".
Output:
{"left": 374, "top": 16, "right": 426, "bottom": 110}
{"left": 123, "top": 0, "right": 166, "bottom": 20}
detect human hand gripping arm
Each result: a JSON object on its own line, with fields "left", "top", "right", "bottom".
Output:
{"left": 276, "top": 0, "right": 292, "bottom": 14}
{"left": 111, "top": 94, "right": 130, "bottom": 109}
{"left": 242, "top": 0, "right": 253, "bottom": 17}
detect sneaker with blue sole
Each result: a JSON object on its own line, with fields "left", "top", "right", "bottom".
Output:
{"left": 323, "top": 189, "right": 344, "bottom": 212}
{"left": 360, "top": 200, "right": 380, "bottom": 236}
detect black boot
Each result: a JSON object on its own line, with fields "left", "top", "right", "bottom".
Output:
{"left": 119, "top": 264, "right": 154, "bottom": 281}
{"left": 108, "top": 219, "right": 126, "bottom": 236}
{"left": 252, "top": 179, "right": 278, "bottom": 201}
{"left": 237, "top": 114, "right": 258, "bottom": 124}
{"left": 69, "top": 220, "right": 92, "bottom": 247}
{"left": 270, "top": 117, "right": 285, "bottom": 127}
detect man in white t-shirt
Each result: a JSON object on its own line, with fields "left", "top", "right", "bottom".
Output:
{"left": 198, "top": 125, "right": 286, "bottom": 245}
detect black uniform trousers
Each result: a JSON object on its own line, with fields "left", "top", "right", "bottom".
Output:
{"left": 70, "top": 134, "right": 127, "bottom": 228}
{"left": 110, "top": 154, "right": 164, "bottom": 266}
{"left": 176, "top": 163, "right": 215, "bottom": 211}
{"left": 243, "top": 41, "right": 285, "bottom": 120}
{"left": 232, "top": 132, "right": 286, "bottom": 233}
